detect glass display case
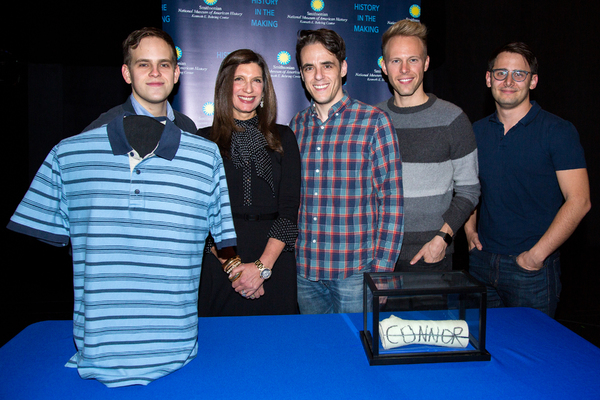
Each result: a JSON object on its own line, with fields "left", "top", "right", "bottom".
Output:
{"left": 361, "top": 270, "right": 491, "bottom": 365}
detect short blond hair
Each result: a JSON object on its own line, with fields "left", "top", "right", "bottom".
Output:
{"left": 382, "top": 19, "right": 428, "bottom": 60}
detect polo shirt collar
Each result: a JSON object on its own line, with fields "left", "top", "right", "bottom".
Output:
{"left": 516, "top": 101, "right": 541, "bottom": 126}
{"left": 490, "top": 101, "right": 542, "bottom": 127}
{"left": 106, "top": 112, "right": 182, "bottom": 160}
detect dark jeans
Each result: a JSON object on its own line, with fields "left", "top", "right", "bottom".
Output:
{"left": 468, "top": 248, "right": 561, "bottom": 318}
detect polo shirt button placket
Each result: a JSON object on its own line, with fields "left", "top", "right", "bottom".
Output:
{"left": 131, "top": 167, "right": 143, "bottom": 207}
{"left": 131, "top": 187, "right": 143, "bottom": 207}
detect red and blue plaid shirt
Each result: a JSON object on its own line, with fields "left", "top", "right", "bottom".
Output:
{"left": 290, "top": 93, "right": 404, "bottom": 280}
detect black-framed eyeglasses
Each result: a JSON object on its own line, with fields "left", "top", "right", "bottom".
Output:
{"left": 490, "top": 69, "right": 532, "bottom": 82}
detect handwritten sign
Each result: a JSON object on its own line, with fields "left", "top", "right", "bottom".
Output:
{"left": 379, "top": 315, "right": 469, "bottom": 350}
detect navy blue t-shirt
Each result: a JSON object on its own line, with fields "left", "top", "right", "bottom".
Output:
{"left": 473, "top": 102, "right": 586, "bottom": 255}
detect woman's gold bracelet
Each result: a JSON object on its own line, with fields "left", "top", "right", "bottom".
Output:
{"left": 222, "top": 255, "right": 242, "bottom": 282}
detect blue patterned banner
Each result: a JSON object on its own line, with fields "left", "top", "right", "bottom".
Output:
{"left": 162, "top": 0, "right": 420, "bottom": 127}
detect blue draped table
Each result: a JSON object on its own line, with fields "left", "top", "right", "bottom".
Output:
{"left": 1, "top": 308, "right": 599, "bottom": 399}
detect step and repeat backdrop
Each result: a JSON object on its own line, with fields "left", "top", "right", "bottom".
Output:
{"left": 162, "top": 0, "right": 421, "bottom": 127}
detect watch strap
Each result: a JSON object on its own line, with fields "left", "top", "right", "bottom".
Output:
{"left": 436, "top": 231, "right": 453, "bottom": 245}
{"left": 255, "top": 259, "right": 271, "bottom": 279}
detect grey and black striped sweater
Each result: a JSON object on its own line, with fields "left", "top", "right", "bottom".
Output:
{"left": 377, "top": 94, "right": 480, "bottom": 261}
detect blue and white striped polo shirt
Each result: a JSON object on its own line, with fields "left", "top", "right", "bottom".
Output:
{"left": 8, "top": 114, "right": 236, "bottom": 387}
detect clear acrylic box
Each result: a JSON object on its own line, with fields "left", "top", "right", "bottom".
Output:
{"left": 360, "top": 270, "right": 491, "bottom": 365}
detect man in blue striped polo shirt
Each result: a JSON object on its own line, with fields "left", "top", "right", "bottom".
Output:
{"left": 7, "top": 27, "right": 236, "bottom": 387}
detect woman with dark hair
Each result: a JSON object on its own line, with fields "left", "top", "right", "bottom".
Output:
{"left": 198, "top": 49, "right": 301, "bottom": 316}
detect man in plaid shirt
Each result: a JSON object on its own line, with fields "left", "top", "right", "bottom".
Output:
{"left": 290, "top": 29, "right": 404, "bottom": 314}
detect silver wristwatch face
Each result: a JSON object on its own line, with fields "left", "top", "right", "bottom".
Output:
{"left": 260, "top": 268, "right": 272, "bottom": 279}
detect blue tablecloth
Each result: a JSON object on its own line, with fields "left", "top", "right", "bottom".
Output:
{"left": 1, "top": 308, "right": 599, "bottom": 399}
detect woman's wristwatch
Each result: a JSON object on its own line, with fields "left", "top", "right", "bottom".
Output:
{"left": 254, "top": 259, "right": 272, "bottom": 279}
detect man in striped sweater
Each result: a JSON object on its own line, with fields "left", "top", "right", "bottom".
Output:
{"left": 377, "top": 20, "right": 479, "bottom": 272}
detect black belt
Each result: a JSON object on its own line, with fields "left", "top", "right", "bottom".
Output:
{"left": 232, "top": 212, "right": 279, "bottom": 221}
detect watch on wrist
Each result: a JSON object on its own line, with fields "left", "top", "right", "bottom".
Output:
{"left": 436, "top": 231, "right": 453, "bottom": 245}
{"left": 255, "top": 259, "right": 272, "bottom": 279}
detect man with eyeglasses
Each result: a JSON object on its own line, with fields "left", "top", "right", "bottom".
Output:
{"left": 464, "top": 42, "right": 590, "bottom": 318}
